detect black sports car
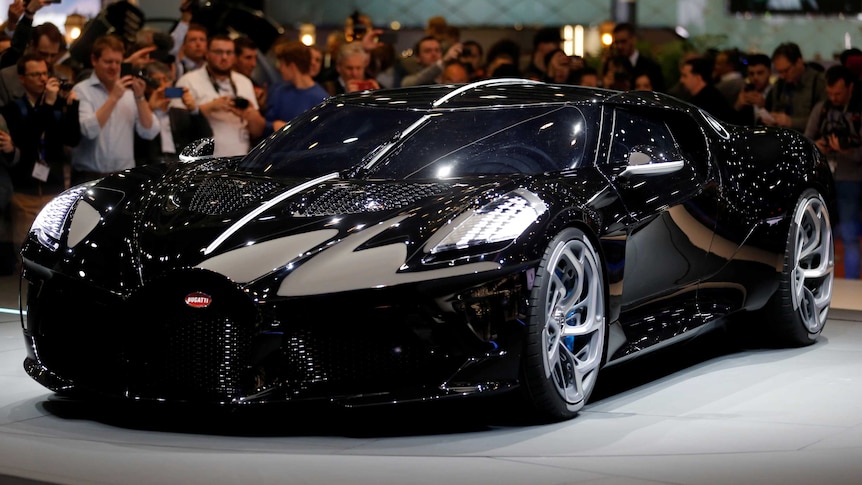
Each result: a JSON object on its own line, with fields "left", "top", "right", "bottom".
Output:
{"left": 20, "top": 79, "right": 835, "bottom": 422}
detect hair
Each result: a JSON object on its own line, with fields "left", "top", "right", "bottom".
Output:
{"left": 744, "top": 53, "right": 771, "bottom": 69}
{"left": 612, "top": 22, "right": 636, "bottom": 36}
{"left": 208, "top": 34, "right": 234, "bottom": 50}
{"left": 91, "top": 35, "right": 126, "bottom": 60}
{"left": 184, "top": 23, "right": 208, "bottom": 42}
{"left": 532, "top": 27, "right": 561, "bottom": 48}
{"left": 772, "top": 42, "right": 803, "bottom": 63}
{"left": 145, "top": 60, "right": 173, "bottom": 79}
{"left": 16, "top": 52, "right": 47, "bottom": 76}
{"left": 462, "top": 40, "right": 483, "bottom": 58}
{"left": 415, "top": 35, "right": 440, "bottom": 52}
{"left": 336, "top": 41, "right": 367, "bottom": 65}
{"left": 31, "top": 23, "right": 65, "bottom": 50}
{"left": 275, "top": 41, "right": 311, "bottom": 74}
{"left": 685, "top": 57, "right": 714, "bottom": 83}
{"left": 486, "top": 38, "right": 520, "bottom": 65}
{"left": 825, "top": 64, "right": 855, "bottom": 87}
{"left": 234, "top": 36, "right": 258, "bottom": 55}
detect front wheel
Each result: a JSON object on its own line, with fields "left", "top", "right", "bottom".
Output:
{"left": 767, "top": 189, "right": 834, "bottom": 346}
{"left": 521, "top": 228, "right": 606, "bottom": 422}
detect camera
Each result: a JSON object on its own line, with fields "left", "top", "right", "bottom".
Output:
{"left": 59, "top": 81, "right": 75, "bottom": 91}
{"left": 743, "top": 83, "right": 757, "bottom": 92}
{"left": 232, "top": 96, "right": 250, "bottom": 110}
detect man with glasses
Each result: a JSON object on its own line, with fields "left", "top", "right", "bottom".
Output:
{"left": 766, "top": 42, "right": 826, "bottom": 132}
{"left": 174, "top": 34, "right": 264, "bottom": 157}
{"left": 0, "top": 53, "right": 79, "bottom": 255}
{"left": 0, "top": 22, "right": 64, "bottom": 107}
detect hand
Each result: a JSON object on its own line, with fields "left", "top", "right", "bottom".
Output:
{"left": 827, "top": 133, "right": 845, "bottom": 152}
{"left": 0, "top": 130, "right": 13, "bottom": 154}
{"left": 110, "top": 75, "right": 135, "bottom": 101}
{"left": 130, "top": 76, "right": 147, "bottom": 99}
{"left": 124, "top": 46, "right": 157, "bottom": 69}
{"left": 7, "top": 1, "right": 23, "bottom": 25}
{"left": 149, "top": 86, "right": 169, "bottom": 112}
{"left": 770, "top": 112, "right": 792, "bottom": 128}
{"left": 180, "top": 87, "right": 196, "bottom": 111}
{"left": 205, "top": 95, "right": 233, "bottom": 113}
{"left": 443, "top": 43, "right": 463, "bottom": 63}
{"left": 814, "top": 137, "right": 832, "bottom": 153}
{"left": 272, "top": 120, "right": 287, "bottom": 132}
{"left": 24, "top": 0, "right": 49, "bottom": 15}
{"left": 44, "top": 77, "right": 60, "bottom": 105}
{"left": 360, "top": 28, "right": 383, "bottom": 52}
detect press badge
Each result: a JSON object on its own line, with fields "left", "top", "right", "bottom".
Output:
{"left": 32, "top": 161, "right": 49, "bottom": 182}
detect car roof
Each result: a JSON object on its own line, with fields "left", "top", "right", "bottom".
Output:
{"left": 332, "top": 78, "right": 697, "bottom": 113}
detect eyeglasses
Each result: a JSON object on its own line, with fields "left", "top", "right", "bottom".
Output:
{"left": 24, "top": 71, "right": 48, "bottom": 78}
{"left": 209, "top": 49, "right": 235, "bottom": 57}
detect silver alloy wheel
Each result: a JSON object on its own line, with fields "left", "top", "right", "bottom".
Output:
{"left": 791, "top": 194, "right": 834, "bottom": 334}
{"left": 542, "top": 237, "right": 605, "bottom": 406}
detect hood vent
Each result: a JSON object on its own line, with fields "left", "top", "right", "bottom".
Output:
{"left": 188, "top": 177, "right": 282, "bottom": 215}
{"left": 295, "top": 183, "right": 451, "bottom": 217}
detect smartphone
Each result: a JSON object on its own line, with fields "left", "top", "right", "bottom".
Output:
{"left": 164, "top": 87, "right": 184, "bottom": 98}
{"left": 121, "top": 63, "right": 134, "bottom": 78}
{"left": 355, "top": 80, "right": 375, "bottom": 91}
{"left": 378, "top": 31, "right": 397, "bottom": 45}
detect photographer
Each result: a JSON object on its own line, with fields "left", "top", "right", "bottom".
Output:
{"left": 805, "top": 65, "right": 862, "bottom": 279}
{"left": 174, "top": 34, "right": 264, "bottom": 157}
{"left": 1, "top": 53, "right": 79, "bottom": 254}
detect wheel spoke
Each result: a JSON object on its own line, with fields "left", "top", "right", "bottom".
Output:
{"left": 791, "top": 195, "right": 834, "bottom": 334}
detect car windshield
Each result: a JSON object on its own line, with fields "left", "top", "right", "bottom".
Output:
{"left": 239, "top": 103, "right": 592, "bottom": 179}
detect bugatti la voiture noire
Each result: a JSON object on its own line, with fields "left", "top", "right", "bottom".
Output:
{"left": 20, "top": 79, "right": 835, "bottom": 422}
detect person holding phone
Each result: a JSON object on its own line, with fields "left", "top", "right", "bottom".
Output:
{"left": 0, "top": 52, "right": 79, "bottom": 256}
{"left": 71, "top": 34, "right": 159, "bottom": 185}
{"left": 322, "top": 41, "right": 380, "bottom": 96}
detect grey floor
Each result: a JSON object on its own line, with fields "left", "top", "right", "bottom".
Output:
{"left": 2, "top": 276, "right": 862, "bottom": 485}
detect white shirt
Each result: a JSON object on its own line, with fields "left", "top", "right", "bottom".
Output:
{"left": 173, "top": 67, "right": 259, "bottom": 158}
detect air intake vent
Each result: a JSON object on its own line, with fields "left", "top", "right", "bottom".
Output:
{"left": 297, "top": 183, "right": 450, "bottom": 216}
{"left": 188, "top": 177, "right": 281, "bottom": 215}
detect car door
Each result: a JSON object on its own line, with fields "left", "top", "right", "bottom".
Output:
{"left": 596, "top": 106, "right": 723, "bottom": 348}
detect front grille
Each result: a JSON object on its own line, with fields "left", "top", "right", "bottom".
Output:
{"left": 188, "top": 177, "right": 281, "bottom": 215}
{"left": 164, "top": 314, "right": 253, "bottom": 397}
{"left": 297, "top": 183, "right": 450, "bottom": 216}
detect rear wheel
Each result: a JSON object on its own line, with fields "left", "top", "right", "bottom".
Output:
{"left": 767, "top": 189, "right": 834, "bottom": 346}
{"left": 522, "top": 228, "right": 606, "bottom": 422}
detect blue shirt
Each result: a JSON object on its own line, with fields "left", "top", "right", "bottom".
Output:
{"left": 72, "top": 73, "right": 160, "bottom": 174}
{"left": 265, "top": 82, "right": 329, "bottom": 133}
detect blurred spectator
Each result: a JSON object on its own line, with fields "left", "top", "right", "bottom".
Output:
{"left": 0, "top": 22, "right": 63, "bottom": 107}
{"left": 368, "top": 42, "right": 396, "bottom": 88}
{"left": 174, "top": 34, "right": 264, "bottom": 157}
{"left": 602, "top": 55, "right": 633, "bottom": 90}
{"left": 401, "top": 36, "right": 462, "bottom": 87}
{"left": 633, "top": 72, "right": 655, "bottom": 91}
{"left": 573, "top": 66, "right": 599, "bottom": 87}
{"left": 805, "top": 65, "right": 862, "bottom": 278}
{"left": 484, "top": 39, "right": 521, "bottom": 79}
{"left": 523, "top": 27, "right": 561, "bottom": 81}
{"left": 543, "top": 49, "right": 575, "bottom": 84}
{"left": 0, "top": 0, "right": 51, "bottom": 69}
{"left": 459, "top": 40, "right": 485, "bottom": 80}
{"left": 71, "top": 35, "right": 159, "bottom": 185}
{"left": 309, "top": 45, "right": 323, "bottom": 79}
{"left": 322, "top": 41, "right": 379, "bottom": 95}
{"left": 175, "top": 23, "right": 207, "bottom": 79}
{"left": 441, "top": 62, "right": 470, "bottom": 84}
{"left": 713, "top": 48, "right": 745, "bottom": 106}
{"left": 266, "top": 41, "right": 329, "bottom": 133}
{"left": 612, "top": 22, "right": 665, "bottom": 92}
{"left": 233, "top": 36, "right": 266, "bottom": 112}
{"left": 766, "top": 42, "right": 826, "bottom": 132}
{"left": 1, "top": 52, "right": 79, "bottom": 251}
{"left": 734, "top": 53, "right": 773, "bottom": 125}
{"left": 679, "top": 57, "right": 739, "bottom": 123}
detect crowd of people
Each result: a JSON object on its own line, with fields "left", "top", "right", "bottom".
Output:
{"left": 0, "top": 1, "right": 858, "bottom": 279}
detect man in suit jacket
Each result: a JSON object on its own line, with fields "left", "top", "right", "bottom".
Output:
{"left": 612, "top": 22, "right": 665, "bottom": 92}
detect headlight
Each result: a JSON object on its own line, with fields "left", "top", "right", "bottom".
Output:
{"left": 30, "top": 185, "right": 91, "bottom": 251}
{"left": 427, "top": 189, "right": 547, "bottom": 254}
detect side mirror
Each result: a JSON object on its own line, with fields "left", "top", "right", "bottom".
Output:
{"left": 179, "top": 138, "right": 215, "bottom": 162}
{"left": 619, "top": 145, "right": 685, "bottom": 178}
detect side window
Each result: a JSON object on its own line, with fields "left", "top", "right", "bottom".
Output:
{"left": 606, "top": 108, "right": 680, "bottom": 166}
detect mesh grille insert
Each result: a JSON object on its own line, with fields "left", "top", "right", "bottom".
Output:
{"left": 188, "top": 177, "right": 281, "bottom": 215}
{"left": 298, "top": 183, "right": 450, "bottom": 216}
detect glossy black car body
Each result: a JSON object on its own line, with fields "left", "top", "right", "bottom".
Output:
{"left": 20, "top": 79, "right": 835, "bottom": 422}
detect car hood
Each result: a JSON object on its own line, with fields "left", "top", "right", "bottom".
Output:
{"left": 65, "top": 164, "right": 544, "bottom": 296}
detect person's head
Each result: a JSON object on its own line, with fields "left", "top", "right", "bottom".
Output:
{"left": 680, "top": 57, "right": 713, "bottom": 96}
{"left": 772, "top": 42, "right": 806, "bottom": 84}
{"left": 603, "top": 55, "right": 633, "bottom": 90}
{"left": 206, "top": 34, "right": 235, "bottom": 76}
{"left": 17, "top": 53, "right": 49, "bottom": 97}
{"left": 30, "top": 23, "right": 64, "bottom": 67}
{"left": 232, "top": 36, "right": 258, "bottom": 78}
{"left": 416, "top": 36, "right": 442, "bottom": 67}
{"left": 183, "top": 23, "right": 208, "bottom": 63}
{"left": 336, "top": 42, "right": 369, "bottom": 82}
{"left": 459, "top": 40, "right": 484, "bottom": 72}
{"left": 275, "top": 40, "right": 311, "bottom": 82}
{"left": 90, "top": 35, "right": 126, "bottom": 84}
{"left": 533, "top": 27, "right": 561, "bottom": 56}
{"left": 441, "top": 62, "right": 469, "bottom": 84}
{"left": 612, "top": 22, "right": 637, "bottom": 58}
{"left": 825, "top": 64, "right": 855, "bottom": 107}
{"left": 544, "top": 49, "right": 571, "bottom": 83}
{"left": 713, "top": 48, "right": 741, "bottom": 79}
{"left": 309, "top": 46, "right": 323, "bottom": 78}
{"left": 144, "top": 61, "right": 174, "bottom": 96}
{"left": 574, "top": 66, "right": 599, "bottom": 87}
{"left": 633, "top": 72, "right": 654, "bottom": 91}
{"left": 745, "top": 53, "right": 772, "bottom": 91}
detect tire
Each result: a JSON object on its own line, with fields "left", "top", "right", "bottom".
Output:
{"left": 767, "top": 189, "right": 834, "bottom": 346}
{"left": 521, "top": 227, "right": 606, "bottom": 422}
